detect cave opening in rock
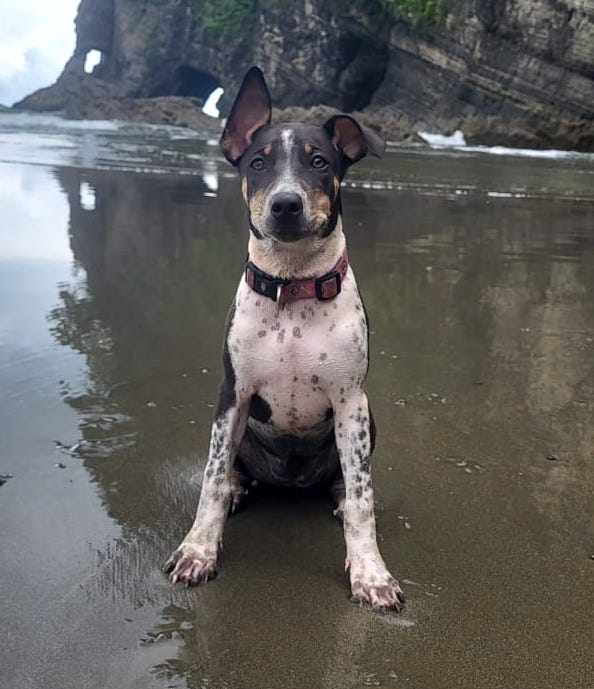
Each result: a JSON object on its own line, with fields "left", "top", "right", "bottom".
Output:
{"left": 83, "top": 50, "right": 104, "bottom": 75}
{"left": 152, "top": 66, "right": 222, "bottom": 108}
{"left": 336, "top": 36, "right": 389, "bottom": 112}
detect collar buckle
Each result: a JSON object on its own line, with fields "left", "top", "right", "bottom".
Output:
{"left": 245, "top": 262, "right": 286, "bottom": 302}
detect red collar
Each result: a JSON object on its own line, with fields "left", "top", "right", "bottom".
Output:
{"left": 245, "top": 248, "right": 349, "bottom": 304}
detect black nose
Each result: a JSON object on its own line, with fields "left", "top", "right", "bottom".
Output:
{"left": 271, "top": 193, "right": 303, "bottom": 220}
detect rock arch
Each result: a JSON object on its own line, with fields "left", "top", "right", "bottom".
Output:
{"left": 152, "top": 66, "right": 221, "bottom": 104}
{"left": 83, "top": 49, "right": 104, "bottom": 75}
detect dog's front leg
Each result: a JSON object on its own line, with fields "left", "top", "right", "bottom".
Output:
{"left": 165, "top": 399, "right": 248, "bottom": 586}
{"left": 334, "top": 392, "right": 405, "bottom": 611}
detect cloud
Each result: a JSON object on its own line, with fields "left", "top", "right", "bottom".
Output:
{"left": 0, "top": 0, "right": 79, "bottom": 105}
{"left": 0, "top": 164, "right": 71, "bottom": 261}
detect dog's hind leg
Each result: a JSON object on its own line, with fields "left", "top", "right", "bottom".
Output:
{"left": 229, "top": 460, "right": 251, "bottom": 515}
{"left": 329, "top": 470, "right": 346, "bottom": 522}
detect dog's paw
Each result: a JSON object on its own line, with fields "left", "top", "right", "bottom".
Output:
{"left": 332, "top": 500, "right": 345, "bottom": 522}
{"left": 349, "top": 560, "right": 405, "bottom": 612}
{"left": 229, "top": 483, "right": 249, "bottom": 516}
{"left": 163, "top": 543, "right": 217, "bottom": 586}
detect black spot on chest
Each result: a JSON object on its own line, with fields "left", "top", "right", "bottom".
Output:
{"left": 249, "top": 393, "right": 272, "bottom": 423}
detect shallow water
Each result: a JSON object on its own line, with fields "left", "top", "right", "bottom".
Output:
{"left": 1, "top": 117, "right": 593, "bottom": 689}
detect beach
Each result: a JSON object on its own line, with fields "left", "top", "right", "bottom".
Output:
{"left": 1, "top": 112, "right": 593, "bottom": 689}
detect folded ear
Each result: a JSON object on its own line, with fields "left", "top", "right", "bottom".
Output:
{"left": 323, "top": 115, "right": 386, "bottom": 165}
{"left": 220, "top": 67, "right": 272, "bottom": 165}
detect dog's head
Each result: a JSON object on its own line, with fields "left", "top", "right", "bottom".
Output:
{"left": 220, "top": 67, "right": 385, "bottom": 244}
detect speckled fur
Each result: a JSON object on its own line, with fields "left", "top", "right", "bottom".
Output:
{"left": 165, "top": 67, "right": 403, "bottom": 611}
{"left": 166, "top": 233, "right": 403, "bottom": 608}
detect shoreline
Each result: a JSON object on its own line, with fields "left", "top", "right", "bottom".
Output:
{"left": 8, "top": 93, "right": 594, "bottom": 154}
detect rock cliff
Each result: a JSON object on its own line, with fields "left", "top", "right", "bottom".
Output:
{"left": 15, "top": 0, "right": 594, "bottom": 150}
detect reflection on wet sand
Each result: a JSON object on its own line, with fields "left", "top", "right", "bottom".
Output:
{"left": 47, "top": 166, "right": 594, "bottom": 688}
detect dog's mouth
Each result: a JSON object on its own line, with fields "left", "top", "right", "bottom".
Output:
{"left": 268, "top": 215, "right": 329, "bottom": 243}
{"left": 270, "top": 226, "right": 308, "bottom": 243}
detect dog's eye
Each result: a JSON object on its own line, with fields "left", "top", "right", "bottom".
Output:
{"left": 250, "top": 157, "right": 265, "bottom": 171}
{"left": 311, "top": 154, "right": 327, "bottom": 169}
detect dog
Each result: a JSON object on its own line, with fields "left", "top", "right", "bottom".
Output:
{"left": 164, "top": 67, "right": 404, "bottom": 611}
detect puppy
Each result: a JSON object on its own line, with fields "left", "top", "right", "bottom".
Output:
{"left": 165, "top": 67, "right": 404, "bottom": 611}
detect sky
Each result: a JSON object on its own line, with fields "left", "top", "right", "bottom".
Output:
{"left": 0, "top": 0, "right": 224, "bottom": 115}
{"left": 0, "top": 0, "right": 79, "bottom": 106}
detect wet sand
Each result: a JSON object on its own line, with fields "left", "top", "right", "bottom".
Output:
{"left": 1, "top": 135, "right": 593, "bottom": 688}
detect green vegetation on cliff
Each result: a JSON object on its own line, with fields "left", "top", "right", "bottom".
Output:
{"left": 200, "top": 0, "right": 257, "bottom": 37}
{"left": 194, "top": 0, "right": 446, "bottom": 36}
{"left": 349, "top": 0, "right": 446, "bottom": 28}
{"left": 379, "top": 0, "right": 446, "bottom": 27}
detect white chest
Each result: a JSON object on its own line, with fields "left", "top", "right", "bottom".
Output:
{"left": 228, "top": 268, "right": 368, "bottom": 433}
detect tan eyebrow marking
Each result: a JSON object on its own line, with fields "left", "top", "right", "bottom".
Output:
{"left": 263, "top": 144, "right": 272, "bottom": 156}
{"left": 304, "top": 143, "right": 313, "bottom": 154}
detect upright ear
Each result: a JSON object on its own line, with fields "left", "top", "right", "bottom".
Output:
{"left": 220, "top": 67, "right": 272, "bottom": 165}
{"left": 323, "top": 115, "right": 386, "bottom": 166}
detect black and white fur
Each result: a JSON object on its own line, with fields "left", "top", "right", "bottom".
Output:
{"left": 165, "top": 67, "right": 404, "bottom": 611}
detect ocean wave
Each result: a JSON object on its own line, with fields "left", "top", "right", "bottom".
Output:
{"left": 0, "top": 111, "right": 121, "bottom": 132}
{"left": 417, "top": 129, "right": 594, "bottom": 161}
{"left": 0, "top": 110, "right": 205, "bottom": 139}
